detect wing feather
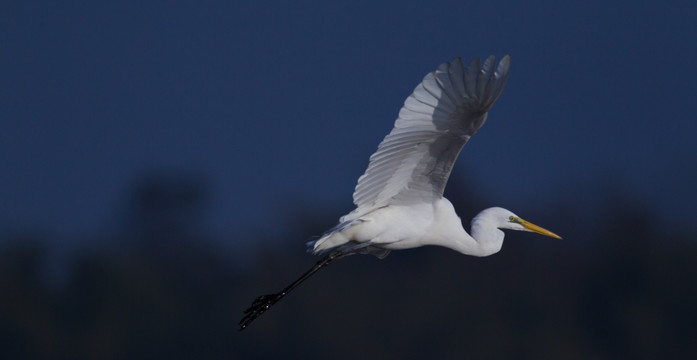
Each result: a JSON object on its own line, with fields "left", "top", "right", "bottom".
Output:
{"left": 345, "top": 55, "right": 511, "bottom": 221}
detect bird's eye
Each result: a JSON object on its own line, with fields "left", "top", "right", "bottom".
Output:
{"left": 508, "top": 216, "right": 514, "bottom": 222}
{"left": 508, "top": 216, "right": 519, "bottom": 223}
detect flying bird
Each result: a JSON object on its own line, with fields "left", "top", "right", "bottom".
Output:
{"left": 239, "top": 55, "right": 561, "bottom": 330}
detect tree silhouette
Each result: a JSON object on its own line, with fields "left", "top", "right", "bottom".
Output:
{"left": 0, "top": 174, "right": 695, "bottom": 359}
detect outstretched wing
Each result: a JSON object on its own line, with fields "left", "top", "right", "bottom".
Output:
{"left": 348, "top": 56, "right": 511, "bottom": 219}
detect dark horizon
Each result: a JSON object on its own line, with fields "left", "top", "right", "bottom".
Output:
{"left": 2, "top": 170, "right": 695, "bottom": 358}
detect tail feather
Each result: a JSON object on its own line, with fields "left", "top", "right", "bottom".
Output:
{"left": 306, "top": 219, "right": 363, "bottom": 254}
{"left": 307, "top": 219, "right": 390, "bottom": 259}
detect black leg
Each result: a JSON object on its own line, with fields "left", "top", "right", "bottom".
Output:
{"left": 239, "top": 250, "right": 348, "bottom": 330}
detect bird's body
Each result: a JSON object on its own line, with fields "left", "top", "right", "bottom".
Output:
{"left": 311, "top": 198, "right": 503, "bottom": 257}
{"left": 239, "top": 55, "right": 561, "bottom": 330}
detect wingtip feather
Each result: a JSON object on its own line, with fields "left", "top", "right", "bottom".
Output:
{"left": 461, "top": 54, "right": 510, "bottom": 113}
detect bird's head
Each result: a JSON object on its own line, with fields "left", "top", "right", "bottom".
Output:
{"left": 483, "top": 207, "right": 562, "bottom": 239}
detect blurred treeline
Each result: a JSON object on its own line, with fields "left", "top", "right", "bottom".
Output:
{"left": 1, "top": 175, "right": 695, "bottom": 359}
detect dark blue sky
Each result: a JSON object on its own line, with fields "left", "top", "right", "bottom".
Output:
{"left": 2, "top": 0, "right": 697, "bottom": 246}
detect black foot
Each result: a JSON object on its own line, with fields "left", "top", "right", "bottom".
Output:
{"left": 239, "top": 293, "right": 281, "bottom": 330}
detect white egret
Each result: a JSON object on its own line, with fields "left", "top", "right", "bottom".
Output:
{"left": 240, "top": 55, "right": 561, "bottom": 330}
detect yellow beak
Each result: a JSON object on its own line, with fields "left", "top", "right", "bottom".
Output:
{"left": 515, "top": 217, "right": 562, "bottom": 239}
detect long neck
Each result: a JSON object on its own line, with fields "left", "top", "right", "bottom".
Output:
{"left": 451, "top": 211, "right": 505, "bottom": 257}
